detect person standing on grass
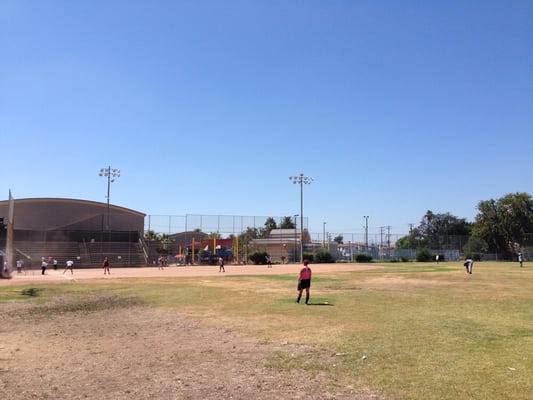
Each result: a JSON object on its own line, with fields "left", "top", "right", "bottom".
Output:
{"left": 296, "top": 260, "right": 312, "bottom": 304}
{"left": 463, "top": 258, "right": 473, "bottom": 274}
{"left": 518, "top": 253, "right": 523, "bottom": 268}
{"left": 218, "top": 257, "right": 225, "bottom": 272}
{"left": 266, "top": 254, "right": 272, "bottom": 268}
{"left": 103, "top": 257, "right": 110, "bottom": 274}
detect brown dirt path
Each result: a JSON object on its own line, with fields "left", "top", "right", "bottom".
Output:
{"left": 1, "top": 263, "right": 382, "bottom": 286}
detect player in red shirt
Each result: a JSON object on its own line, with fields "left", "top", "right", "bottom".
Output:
{"left": 296, "top": 260, "right": 312, "bottom": 304}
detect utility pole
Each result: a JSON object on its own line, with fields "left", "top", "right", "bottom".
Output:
{"left": 387, "top": 226, "right": 391, "bottom": 259}
{"left": 323, "top": 222, "right": 326, "bottom": 249}
{"left": 363, "top": 216, "right": 369, "bottom": 247}
{"left": 379, "top": 226, "right": 386, "bottom": 259}
{"left": 293, "top": 214, "right": 299, "bottom": 263}
{"left": 289, "top": 173, "right": 313, "bottom": 263}
{"left": 99, "top": 166, "right": 121, "bottom": 234}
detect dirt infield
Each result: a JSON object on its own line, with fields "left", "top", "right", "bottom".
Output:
{"left": 1, "top": 262, "right": 381, "bottom": 286}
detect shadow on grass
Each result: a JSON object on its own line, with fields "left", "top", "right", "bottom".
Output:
{"left": 21, "top": 287, "right": 40, "bottom": 296}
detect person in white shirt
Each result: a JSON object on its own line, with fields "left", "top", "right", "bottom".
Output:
{"left": 63, "top": 260, "right": 74, "bottom": 274}
{"left": 463, "top": 258, "right": 473, "bottom": 274}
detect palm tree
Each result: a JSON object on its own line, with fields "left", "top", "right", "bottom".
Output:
{"left": 261, "top": 217, "right": 278, "bottom": 237}
{"left": 159, "top": 233, "right": 173, "bottom": 249}
{"left": 280, "top": 216, "right": 295, "bottom": 229}
{"left": 144, "top": 230, "right": 160, "bottom": 241}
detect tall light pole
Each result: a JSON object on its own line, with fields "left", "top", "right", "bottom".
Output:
{"left": 99, "top": 166, "right": 120, "bottom": 233}
{"left": 323, "top": 222, "right": 327, "bottom": 248}
{"left": 364, "top": 215, "right": 369, "bottom": 247}
{"left": 289, "top": 173, "right": 313, "bottom": 262}
{"left": 293, "top": 214, "right": 299, "bottom": 263}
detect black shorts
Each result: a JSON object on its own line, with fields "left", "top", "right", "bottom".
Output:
{"left": 298, "top": 279, "right": 311, "bottom": 290}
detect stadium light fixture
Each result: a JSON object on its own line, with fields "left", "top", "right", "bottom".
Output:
{"left": 289, "top": 173, "right": 313, "bottom": 263}
{"left": 293, "top": 214, "right": 299, "bottom": 262}
{"left": 99, "top": 166, "right": 121, "bottom": 232}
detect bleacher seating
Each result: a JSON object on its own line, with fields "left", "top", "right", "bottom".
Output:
{"left": 13, "top": 241, "right": 146, "bottom": 268}
{"left": 14, "top": 241, "right": 81, "bottom": 269}
{"left": 87, "top": 242, "right": 146, "bottom": 267}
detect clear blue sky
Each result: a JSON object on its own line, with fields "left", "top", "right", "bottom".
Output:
{"left": 1, "top": 1, "right": 531, "bottom": 239}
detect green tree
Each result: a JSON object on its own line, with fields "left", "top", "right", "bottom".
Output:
{"left": 159, "top": 233, "right": 173, "bottom": 250}
{"left": 280, "top": 216, "right": 296, "bottom": 229}
{"left": 463, "top": 235, "right": 487, "bottom": 252}
{"left": 416, "top": 248, "right": 433, "bottom": 262}
{"left": 260, "top": 217, "right": 278, "bottom": 238}
{"left": 237, "top": 227, "right": 259, "bottom": 254}
{"left": 240, "top": 227, "right": 259, "bottom": 242}
{"left": 418, "top": 211, "right": 470, "bottom": 249}
{"left": 396, "top": 211, "right": 470, "bottom": 250}
{"left": 395, "top": 235, "right": 411, "bottom": 249}
{"left": 333, "top": 235, "right": 344, "bottom": 244}
{"left": 144, "top": 230, "right": 160, "bottom": 241}
{"left": 249, "top": 251, "right": 268, "bottom": 265}
{"left": 395, "top": 227, "right": 425, "bottom": 249}
{"left": 472, "top": 192, "right": 533, "bottom": 256}
{"left": 314, "top": 249, "right": 335, "bottom": 263}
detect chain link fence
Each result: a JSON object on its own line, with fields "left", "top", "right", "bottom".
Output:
{"left": 145, "top": 215, "right": 533, "bottom": 261}
{"left": 145, "top": 214, "right": 309, "bottom": 237}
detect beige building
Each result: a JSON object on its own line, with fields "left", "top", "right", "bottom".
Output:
{"left": 250, "top": 229, "right": 301, "bottom": 263}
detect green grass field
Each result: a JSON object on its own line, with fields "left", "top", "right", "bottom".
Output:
{"left": 2, "top": 261, "right": 532, "bottom": 399}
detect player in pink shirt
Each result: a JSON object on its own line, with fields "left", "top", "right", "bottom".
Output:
{"left": 296, "top": 260, "right": 312, "bottom": 304}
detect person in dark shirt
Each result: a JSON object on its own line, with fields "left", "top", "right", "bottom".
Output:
{"left": 296, "top": 260, "right": 312, "bottom": 304}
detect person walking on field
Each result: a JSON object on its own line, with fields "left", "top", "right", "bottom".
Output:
{"left": 218, "top": 257, "right": 225, "bottom": 272}
{"left": 103, "top": 257, "right": 110, "bottom": 275}
{"left": 296, "top": 260, "right": 312, "bottom": 304}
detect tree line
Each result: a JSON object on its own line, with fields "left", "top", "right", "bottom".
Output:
{"left": 395, "top": 192, "right": 533, "bottom": 258}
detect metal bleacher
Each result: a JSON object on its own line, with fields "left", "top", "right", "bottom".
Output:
{"left": 13, "top": 240, "right": 147, "bottom": 268}
{"left": 86, "top": 241, "right": 146, "bottom": 267}
{"left": 14, "top": 241, "right": 81, "bottom": 269}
